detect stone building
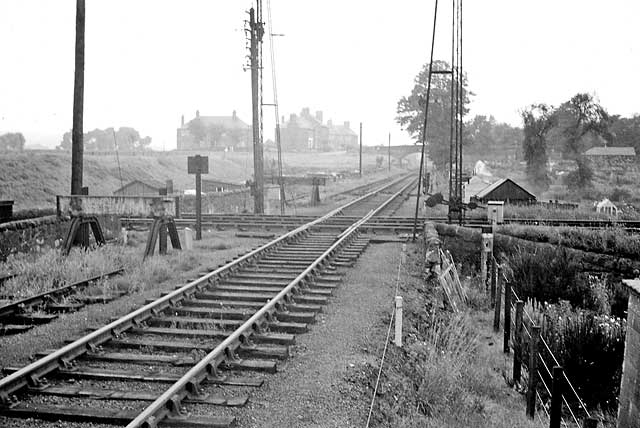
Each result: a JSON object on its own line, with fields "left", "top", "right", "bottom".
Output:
{"left": 176, "top": 110, "right": 251, "bottom": 151}
{"left": 279, "top": 107, "right": 358, "bottom": 151}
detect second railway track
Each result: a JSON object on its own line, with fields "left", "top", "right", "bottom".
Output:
{"left": 0, "top": 174, "right": 416, "bottom": 428}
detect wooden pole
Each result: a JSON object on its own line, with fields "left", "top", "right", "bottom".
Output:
{"left": 490, "top": 256, "right": 497, "bottom": 304}
{"left": 550, "top": 366, "right": 564, "bottom": 428}
{"left": 359, "top": 122, "right": 363, "bottom": 177}
{"left": 513, "top": 300, "right": 524, "bottom": 384}
{"left": 71, "top": 0, "right": 85, "bottom": 196}
{"left": 249, "top": 7, "right": 264, "bottom": 214}
{"left": 503, "top": 279, "right": 512, "bottom": 353}
{"left": 493, "top": 265, "right": 502, "bottom": 332}
{"left": 526, "top": 325, "right": 541, "bottom": 419}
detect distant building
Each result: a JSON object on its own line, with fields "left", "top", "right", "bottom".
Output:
{"left": 583, "top": 146, "right": 636, "bottom": 171}
{"left": 469, "top": 178, "right": 536, "bottom": 205}
{"left": 279, "top": 107, "right": 358, "bottom": 151}
{"left": 177, "top": 110, "right": 251, "bottom": 151}
{"left": 114, "top": 179, "right": 173, "bottom": 196}
{"left": 201, "top": 179, "right": 245, "bottom": 193}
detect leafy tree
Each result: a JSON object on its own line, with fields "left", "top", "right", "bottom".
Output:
{"left": 609, "top": 114, "right": 640, "bottom": 159}
{"left": 562, "top": 93, "right": 611, "bottom": 157}
{"left": 521, "top": 104, "right": 557, "bottom": 192}
{"left": 0, "top": 132, "right": 25, "bottom": 151}
{"left": 396, "top": 60, "right": 472, "bottom": 171}
{"left": 57, "top": 127, "right": 151, "bottom": 151}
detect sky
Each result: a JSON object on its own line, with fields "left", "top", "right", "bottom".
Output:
{"left": 1, "top": 0, "right": 639, "bottom": 150}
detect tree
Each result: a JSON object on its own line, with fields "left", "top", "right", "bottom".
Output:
{"left": 521, "top": 104, "right": 557, "bottom": 193}
{"left": 396, "top": 60, "right": 472, "bottom": 171}
{"left": 0, "top": 132, "right": 25, "bottom": 151}
{"left": 57, "top": 127, "right": 151, "bottom": 152}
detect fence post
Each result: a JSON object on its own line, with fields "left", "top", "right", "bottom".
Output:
{"left": 513, "top": 300, "right": 524, "bottom": 384}
{"left": 503, "top": 279, "right": 512, "bottom": 353}
{"left": 526, "top": 325, "right": 541, "bottom": 419}
{"left": 550, "top": 366, "right": 564, "bottom": 428}
{"left": 490, "top": 256, "right": 497, "bottom": 307}
{"left": 583, "top": 417, "right": 599, "bottom": 428}
{"left": 394, "top": 296, "right": 403, "bottom": 347}
{"left": 493, "top": 265, "right": 502, "bottom": 332}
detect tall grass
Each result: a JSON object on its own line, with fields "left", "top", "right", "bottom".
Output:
{"left": 498, "top": 224, "right": 640, "bottom": 259}
{"left": 1, "top": 245, "right": 134, "bottom": 300}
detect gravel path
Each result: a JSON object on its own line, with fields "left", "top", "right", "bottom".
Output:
{"left": 236, "top": 242, "right": 400, "bottom": 428}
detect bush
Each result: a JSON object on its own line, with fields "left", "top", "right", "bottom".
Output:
{"left": 524, "top": 301, "right": 626, "bottom": 412}
{"left": 505, "top": 246, "right": 591, "bottom": 308}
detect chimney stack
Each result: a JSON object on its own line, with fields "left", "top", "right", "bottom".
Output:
{"left": 196, "top": 110, "right": 200, "bottom": 118}
{"left": 232, "top": 110, "right": 237, "bottom": 120}
{"left": 302, "top": 107, "right": 310, "bottom": 116}
{"left": 181, "top": 115, "right": 184, "bottom": 127}
{"left": 315, "top": 111, "right": 323, "bottom": 123}
{"left": 327, "top": 119, "right": 333, "bottom": 127}
{"left": 166, "top": 179, "right": 174, "bottom": 194}
{"left": 344, "top": 121, "right": 350, "bottom": 129}
{"left": 290, "top": 113, "right": 297, "bottom": 122}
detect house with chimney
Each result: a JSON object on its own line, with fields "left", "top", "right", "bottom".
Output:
{"left": 279, "top": 107, "right": 358, "bottom": 152}
{"left": 176, "top": 110, "right": 251, "bottom": 151}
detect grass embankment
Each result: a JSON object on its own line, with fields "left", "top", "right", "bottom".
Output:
{"left": 366, "top": 245, "right": 540, "bottom": 427}
{"left": 0, "top": 150, "right": 388, "bottom": 211}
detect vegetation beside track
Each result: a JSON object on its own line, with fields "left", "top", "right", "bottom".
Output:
{"left": 441, "top": 228, "right": 626, "bottom": 422}
{"left": 365, "top": 243, "right": 540, "bottom": 427}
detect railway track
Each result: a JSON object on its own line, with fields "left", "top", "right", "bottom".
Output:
{"left": 0, "top": 174, "right": 415, "bottom": 428}
{"left": 123, "top": 213, "right": 640, "bottom": 235}
{"left": 0, "top": 269, "right": 125, "bottom": 335}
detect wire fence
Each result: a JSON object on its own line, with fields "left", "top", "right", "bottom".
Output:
{"left": 500, "top": 268, "right": 598, "bottom": 428}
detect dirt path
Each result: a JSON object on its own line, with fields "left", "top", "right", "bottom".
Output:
{"left": 236, "top": 242, "right": 401, "bottom": 428}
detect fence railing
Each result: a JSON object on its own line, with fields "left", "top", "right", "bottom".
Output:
{"left": 489, "top": 258, "right": 600, "bottom": 428}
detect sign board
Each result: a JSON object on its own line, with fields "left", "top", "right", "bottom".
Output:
{"left": 56, "top": 196, "right": 178, "bottom": 217}
{"left": 187, "top": 155, "right": 209, "bottom": 175}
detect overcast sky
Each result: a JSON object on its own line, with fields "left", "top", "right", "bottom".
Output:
{"left": 1, "top": 0, "right": 638, "bottom": 149}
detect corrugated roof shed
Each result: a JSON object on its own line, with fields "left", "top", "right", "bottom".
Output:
{"left": 583, "top": 146, "right": 636, "bottom": 156}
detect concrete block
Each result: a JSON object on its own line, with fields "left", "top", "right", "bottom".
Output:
{"left": 183, "top": 228, "right": 194, "bottom": 250}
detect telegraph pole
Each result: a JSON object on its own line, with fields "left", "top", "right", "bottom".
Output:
{"left": 71, "top": 0, "right": 85, "bottom": 195}
{"left": 249, "top": 4, "right": 265, "bottom": 213}
{"left": 359, "top": 122, "right": 363, "bottom": 177}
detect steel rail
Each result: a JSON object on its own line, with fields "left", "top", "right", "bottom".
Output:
{"left": 0, "top": 268, "right": 124, "bottom": 319}
{"left": 0, "top": 174, "right": 412, "bottom": 405}
{"left": 128, "top": 173, "right": 415, "bottom": 428}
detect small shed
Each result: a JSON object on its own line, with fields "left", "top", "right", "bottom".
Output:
{"left": 114, "top": 179, "right": 170, "bottom": 196}
{"left": 471, "top": 178, "right": 536, "bottom": 205}
{"left": 596, "top": 198, "right": 619, "bottom": 217}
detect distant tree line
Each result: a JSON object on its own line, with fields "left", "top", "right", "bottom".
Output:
{"left": 0, "top": 132, "right": 25, "bottom": 151}
{"left": 520, "top": 93, "right": 640, "bottom": 193}
{"left": 57, "top": 127, "right": 152, "bottom": 152}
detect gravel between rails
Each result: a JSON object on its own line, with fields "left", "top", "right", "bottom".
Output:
{"left": 235, "top": 242, "right": 401, "bottom": 428}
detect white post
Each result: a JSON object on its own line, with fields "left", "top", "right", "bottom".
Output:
{"left": 121, "top": 227, "right": 128, "bottom": 246}
{"left": 394, "top": 296, "right": 403, "bottom": 347}
{"left": 183, "top": 227, "right": 194, "bottom": 250}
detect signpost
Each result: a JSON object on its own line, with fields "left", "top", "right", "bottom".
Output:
{"left": 188, "top": 155, "right": 209, "bottom": 240}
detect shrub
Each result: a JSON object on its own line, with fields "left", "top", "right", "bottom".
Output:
{"left": 504, "top": 246, "right": 591, "bottom": 308}
{"left": 524, "top": 301, "right": 626, "bottom": 412}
